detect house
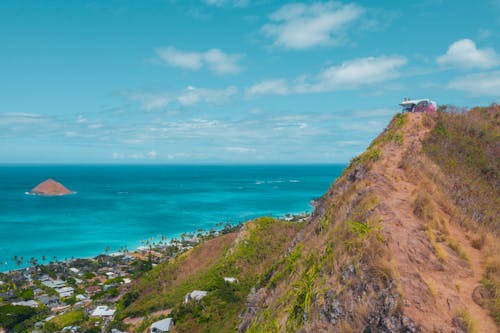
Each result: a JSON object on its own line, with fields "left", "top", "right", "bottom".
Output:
{"left": 224, "top": 277, "right": 238, "bottom": 284}
{"left": 12, "top": 300, "right": 38, "bottom": 308}
{"left": 51, "top": 304, "right": 71, "bottom": 313}
{"left": 184, "top": 290, "right": 207, "bottom": 304}
{"left": 399, "top": 98, "right": 437, "bottom": 113}
{"left": 91, "top": 305, "right": 116, "bottom": 318}
{"left": 0, "top": 290, "right": 15, "bottom": 301}
{"left": 85, "top": 285, "right": 101, "bottom": 296}
{"left": 150, "top": 318, "right": 174, "bottom": 333}
{"left": 38, "top": 274, "right": 50, "bottom": 282}
{"left": 56, "top": 286, "right": 74, "bottom": 298}
{"left": 37, "top": 295, "right": 60, "bottom": 307}
{"left": 42, "top": 279, "right": 65, "bottom": 289}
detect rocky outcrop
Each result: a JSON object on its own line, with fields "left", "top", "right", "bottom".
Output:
{"left": 29, "top": 178, "right": 74, "bottom": 196}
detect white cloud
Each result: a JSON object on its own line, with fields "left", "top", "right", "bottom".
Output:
{"left": 166, "top": 152, "right": 200, "bottom": 160}
{"left": 177, "top": 85, "right": 238, "bottom": 106}
{"left": 203, "top": 0, "right": 249, "bottom": 7}
{"left": 112, "top": 151, "right": 158, "bottom": 159}
{"left": 247, "top": 55, "right": 407, "bottom": 97}
{"left": 203, "top": 49, "right": 242, "bottom": 75}
{"left": 156, "top": 47, "right": 203, "bottom": 70}
{"left": 125, "top": 86, "right": 237, "bottom": 110}
{"left": 88, "top": 123, "right": 103, "bottom": 129}
{"left": 437, "top": 39, "right": 499, "bottom": 69}
{"left": 303, "top": 55, "right": 407, "bottom": 92}
{"left": 65, "top": 131, "right": 77, "bottom": 137}
{"left": 262, "top": 2, "right": 364, "bottom": 49}
{"left": 126, "top": 92, "right": 170, "bottom": 111}
{"left": 246, "top": 79, "right": 289, "bottom": 97}
{"left": 448, "top": 71, "right": 500, "bottom": 97}
{"left": 156, "top": 47, "right": 243, "bottom": 74}
{"left": 225, "top": 146, "right": 256, "bottom": 153}
{"left": 76, "top": 115, "right": 87, "bottom": 123}
{"left": 0, "top": 113, "right": 48, "bottom": 126}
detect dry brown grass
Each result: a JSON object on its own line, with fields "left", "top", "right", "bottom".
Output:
{"left": 483, "top": 251, "right": 500, "bottom": 325}
{"left": 470, "top": 232, "right": 487, "bottom": 250}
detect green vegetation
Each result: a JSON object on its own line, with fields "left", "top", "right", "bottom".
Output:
{"left": 376, "top": 112, "right": 408, "bottom": 145}
{"left": 16, "top": 288, "right": 34, "bottom": 301}
{"left": 422, "top": 105, "right": 500, "bottom": 323}
{"left": 423, "top": 105, "right": 500, "bottom": 229}
{"left": 455, "top": 308, "right": 477, "bottom": 333}
{"left": 0, "top": 305, "right": 37, "bottom": 331}
{"left": 247, "top": 185, "right": 394, "bottom": 332}
{"left": 117, "top": 217, "right": 303, "bottom": 332}
{"left": 44, "top": 310, "right": 85, "bottom": 331}
{"left": 483, "top": 256, "right": 500, "bottom": 325}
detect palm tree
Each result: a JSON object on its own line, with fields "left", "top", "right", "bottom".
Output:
{"left": 29, "top": 257, "right": 38, "bottom": 267}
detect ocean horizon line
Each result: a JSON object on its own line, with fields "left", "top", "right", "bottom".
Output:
{"left": 0, "top": 162, "right": 349, "bottom": 167}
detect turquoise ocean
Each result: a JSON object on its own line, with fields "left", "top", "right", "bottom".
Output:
{"left": 0, "top": 165, "right": 345, "bottom": 272}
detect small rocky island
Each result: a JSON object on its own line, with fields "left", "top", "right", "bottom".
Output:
{"left": 29, "top": 178, "right": 74, "bottom": 196}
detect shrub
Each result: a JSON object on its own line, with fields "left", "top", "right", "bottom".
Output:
{"left": 0, "top": 305, "right": 37, "bottom": 330}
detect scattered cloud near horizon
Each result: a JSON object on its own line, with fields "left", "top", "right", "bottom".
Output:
{"left": 202, "top": 0, "right": 249, "bottom": 8}
{"left": 156, "top": 47, "right": 243, "bottom": 75}
{"left": 125, "top": 85, "right": 238, "bottom": 110}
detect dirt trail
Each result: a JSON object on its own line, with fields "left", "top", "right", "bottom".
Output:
{"left": 371, "top": 113, "right": 497, "bottom": 332}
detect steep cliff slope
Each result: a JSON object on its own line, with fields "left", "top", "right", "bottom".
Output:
{"left": 242, "top": 106, "right": 499, "bottom": 332}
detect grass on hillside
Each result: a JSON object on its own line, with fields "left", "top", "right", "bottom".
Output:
{"left": 422, "top": 105, "right": 500, "bottom": 325}
{"left": 44, "top": 309, "right": 84, "bottom": 331}
{"left": 423, "top": 105, "right": 499, "bottom": 229}
{"left": 117, "top": 217, "right": 304, "bottom": 333}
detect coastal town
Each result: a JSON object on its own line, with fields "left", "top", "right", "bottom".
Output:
{"left": 1, "top": 177, "right": 311, "bottom": 332}
{"left": 0, "top": 211, "right": 312, "bottom": 333}
{"left": 0, "top": 224, "right": 243, "bottom": 333}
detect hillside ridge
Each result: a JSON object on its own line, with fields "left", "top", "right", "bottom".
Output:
{"left": 110, "top": 106, "right": 499, "bottom": 333}
{"left": 242, "top": 107, "right": 499, "bottom": 332}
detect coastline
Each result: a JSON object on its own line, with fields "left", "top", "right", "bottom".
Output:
{"left": 0, "top": 211, "right": 311, "bottom": 274}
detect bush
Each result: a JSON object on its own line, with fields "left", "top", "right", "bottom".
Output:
{"left": 0, "top": 305, "right": 37, "bottom": 330}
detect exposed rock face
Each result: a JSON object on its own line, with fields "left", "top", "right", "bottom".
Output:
{"left": 29, "top": 178, "right": 74, "bottom": 196}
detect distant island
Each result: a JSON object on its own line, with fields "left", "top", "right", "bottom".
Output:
{"left": 28, "top": 178, "right": 74, "bottom": 196}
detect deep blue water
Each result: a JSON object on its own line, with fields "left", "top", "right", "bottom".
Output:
{"left": 0, "top": 165, "right": 345, "bottom": 271}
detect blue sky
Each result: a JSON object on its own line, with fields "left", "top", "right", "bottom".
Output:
{"left": 1, "top": 0, "right": 499, "bottom": 164}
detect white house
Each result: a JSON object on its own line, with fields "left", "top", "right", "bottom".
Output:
{"left": 150, "top": 318, "right": 174, "bottom": 333}
{"left": 184, "top": 290, "right": 208, "bottom": 304}
{"left": 56, "top": 286, "right": 74, "bottom": 298}
{"left": 42, "top": 279, "right": 65, "bottom": 289}
{"left": 224, "top": 277, "right": 238, "bottom": 284}
{"left": 12, "top": 300, "right": 38, "bottom": 308}
{"left": 91, "top": 305, "right": 116, "bottom": 318}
